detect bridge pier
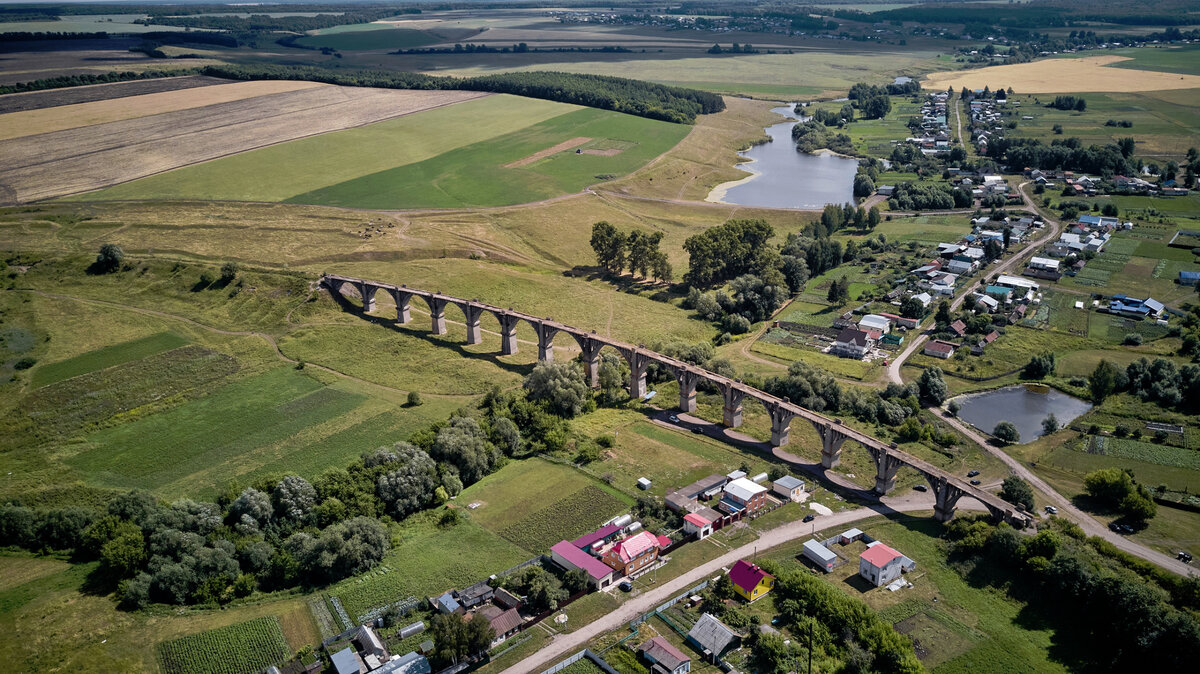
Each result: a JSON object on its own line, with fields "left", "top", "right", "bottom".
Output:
{"left": 930, "top": 476, "right": 966, "bottom": 522}
{"left": 394, "top": 290, "right": 412, "bottom": 324}
{"left": 427, "top": 297, "right": 448, "bottom": 335}
{"left": 534, "top": 322, "right": 559, "bottom": 363}
{"left": 767, "top": 403, "right": 797, "bottom": 447}
{"left": 360, "top": 283, "right": 378, "bottom": 313}
{"left": 676, "top": 369, "right": 701, "bottom": 413}
{"left": 575, "top": 336, "right": 604, "bottom": 388}
{"left": 812, "top": 421, "right": 849, "bottom": 468}
{"left": 462, "top": 303, "right": 484, "bottom": 345}
{"left": 721, "top": 385, "right": 745, "bottom": 428}
{"left": 627, "top": 350, "right": 650, "bottom": 399}
{"left": 873, "top": 450, "right": 904, "bottom": 495}
{"left": 497, "top": 312, "right": 520, "bottom": 355}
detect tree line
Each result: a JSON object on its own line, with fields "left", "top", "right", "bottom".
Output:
{"left": 590, "top": 222, "right": 672, "bottom": 281}
{"left": 199, "top": 64, "right": 724, "bottom": 124}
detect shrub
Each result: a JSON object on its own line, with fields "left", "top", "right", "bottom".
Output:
{"left": 406, "top": 391, "right": 423, "bottom": 407}
{"left": 1122, "top": 333, "right": 1143, "bottom": 346}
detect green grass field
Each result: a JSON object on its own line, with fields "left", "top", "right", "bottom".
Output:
{"left": 157, "top": 617, "right": 290, "bottom": 674}
{"left": 286, "top": 107, "right": 689, "bottom": 209}
{"left": 295, "top": 27, "right": 443, "bottom": 50}
{"left": 31, "top": 332, "right": 189, "bottom": 388}
{"left": 1096, "top": 45, "right": 1200, "bottom": 76}
{"left": 75, "top": 95, "right": 576, "bottom": 204}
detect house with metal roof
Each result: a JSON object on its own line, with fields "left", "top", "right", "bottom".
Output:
{"left": 831, "top": 327, "right": 875, "bottom": 359}
{"left": 1181, "top": 271, "right": 1200, "bottom": 286}
{"left": 687, "top": 613, "right": 738, "bottom": 661}
{"left": 859, "top": 542, "right": 916, "bottom": 587}
{"left": 355, "top": 625, "right": 386, "bottom": 659}
{"left": 772, "top": 475, "right": 805, "bottom": 501}
{"left": 720, "top": 478, "right": 768, "bottom": 514}
{"left": 858, "top": 314, "right": 892, "bottom": 334}
{"left": 477, "top": 604, "right": 523, "bottom": 647}
{"left": 457, "top": 580, "right": 494, "bottom": 609}
{"left": 374, "top": 651, "right": 432, "bottom": 674}
{"left": 802, "top": 540, "right": 838, "bottom": 572}
{"left": 601, "top": 530, "right": 664, "bottom": 576}
{"left": 923, "top": 340, "right": 957, "bottom": 359}
{"left": 639, "top": 636, "right": 692, "bottom": 674}
{"left": 683, "top": 512, "right": 714, "bottom": 539}
{"left": 728, "top": 560, "right": 775, "bottom": 602}
{"left": 1110, "top": 294, "right": 1164, "bottom": 318}
{"left": 331, "top": 647, "right": 365, "bottom": 674}
{"left": 551, "top": 540, "right": 616, "bottom": 589}
{"left": 573, "top": 524, "right": 622, "bottom": 551}
{"left": 434, "top": 592, "right": 461, "bottom": 614}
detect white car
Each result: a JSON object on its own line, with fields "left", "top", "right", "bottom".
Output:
{"left": 1044, "top": 505, "right": 1058, "bottom": 514}
{"left": 668, "top": 415, "right": 679, "bottom": 423}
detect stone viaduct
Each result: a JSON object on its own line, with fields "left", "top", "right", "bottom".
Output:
{"left": 323, "top": 274, "right": 1031, "bottom": 528}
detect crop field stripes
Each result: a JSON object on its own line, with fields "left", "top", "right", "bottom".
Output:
{"left": 156, "top": 616, "right": 289, "bottom": 674}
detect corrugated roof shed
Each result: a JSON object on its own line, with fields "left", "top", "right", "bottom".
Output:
{"left": 572, "top": 524, "right": 621, "bottom": 549}
{"left": 687, "top": 613, "right": 737, "bottom": 655}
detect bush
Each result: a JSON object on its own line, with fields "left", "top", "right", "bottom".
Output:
{"left": 993, "top": 421, "right": 1020, "bottom": 444}
{"left": 406, "top": 391, "right": 423, "bottom": 407}
{"left": 91, "top": 243, "right": 124, "bottom": 274}
{"left": 1122, "top": 333, "right": 1143, "bottom": 346}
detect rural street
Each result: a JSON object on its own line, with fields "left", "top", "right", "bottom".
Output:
{"left": 502, "top": 496, "right": 978, "bottom": 674}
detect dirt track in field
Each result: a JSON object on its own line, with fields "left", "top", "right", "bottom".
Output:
{"left": 503, "top": 136, "right": 592, "bottom": 168}
{"left": 0, "top": 87, "right": 489, "bottom": 204}
{"left": 923, "top": 55, "right": 1200, "bottom": 93}
{"left": 0, "top": 80, "right": 328, "bottom": 141}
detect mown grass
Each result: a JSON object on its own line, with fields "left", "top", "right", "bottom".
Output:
{"left": 31, "top": 331, "right": 189, "bottom": 388}
{"left": 287, "top": 107, "right": 690, "bottom": 209}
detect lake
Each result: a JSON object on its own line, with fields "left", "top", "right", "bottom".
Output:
{"left": 707, "top": 105, "right": 859, "bottom": 210}
{"left": 953, "top": 385, "right": 1093, "bottom": 444}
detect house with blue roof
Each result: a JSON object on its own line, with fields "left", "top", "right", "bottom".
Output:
{"left": 1180, "top": 271, "right": 1200, "bottom": 287}
{"left": 1109, "top": 295, "right": 1165, "bottom": 318}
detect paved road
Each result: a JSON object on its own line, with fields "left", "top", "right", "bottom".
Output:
{"left": 501, "top": 496, "right": 974, "bottom": 674}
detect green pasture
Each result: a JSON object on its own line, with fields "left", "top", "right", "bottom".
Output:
{"left": 66, "top": 366, "right": 455, "bottom": 499}
{"left": 875, "top": 214, "right": 971, "bottom": 244}
{"left": 31, "top": 332, "right": 188, "bottom": 388}
{"left": 295, "top": 27, "right": 441, "bottom": 51}
{"left": 1092, "top": 45, "right": 1200, "bottom": 76}
{"left": 76, "top": 95, "right": 575, "bottom": 203}
{"left": 288, "top": 107, "right": 689, "bottom": 209}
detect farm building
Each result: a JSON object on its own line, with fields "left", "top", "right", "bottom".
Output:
{"left": 1109, "top": 295, "right": 1164, "bottom": 318}
{"left": 803, "top": 540, "right": 838, "bottom": 572}
{"left": 639, "top": 636, "right": 692, "bottom": 674}
{"left": 729, "top": 560, "right": 775, "bottom": 602}
{"left": 858, "top": 314, "right": 892, "bottom": 334}
{"left": 494, "top": 588, "right": 523, "bottom": 610}
{"left": 995, "top": 274, "right": 1039, "bottom": 291}
{"left": 949, "top": 319, "right": 967, "bottom": 337}
{"left": 721, "top": 478, "right": 768, "bottom": 514}
{"left": 331, "top": 647, "right": 365, "bottom": 674}
{"left": 923, "top": 340, "right": 957, "bottom": 359}
{"left": 1180, "top": 271, "right": 1200, "bottom": 286}
{"left": 666, "top": 475, "right": 729, "bottom": 511}
{"left": 355, "top": 625, "right": 386, "bottom": 659}
{"left": 687, "top": 613, "right": 738, "bottom": 662}
{"left": 859, "top": 543, "right": 916, "bottom": 588}
{"left": 476, "top": 605, "right": 523, "bottom": 647}
{"left": 772, "top": 475, "right": 805, "bottom": 501}
{"left": 1028, "top": 256, "right": 1060, "bottom": 272}
{"left": 683, "top": 512, "right": 715, "bottom": 539}
{"left": 551, "top": 540, "right": 616, "bottom": 589}
{"left": 573, "top": 524, "right": 622, "bottom": 551}
{"left": 601, "top": 530, "right": 667, "bottom": 576}
{"left": 457, "top": 580, "right": 494, "bottom": 608}
{"left": 985, "top": 285, "right": 1013, "bottom": 302}
{"left": 433, "top": 592, "right": 461, "bottom": 614}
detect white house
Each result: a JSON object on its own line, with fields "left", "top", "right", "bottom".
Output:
{"left": 859, "top": 542, "right": 916, "bottom": 587}
{"left": 912, "top": 292, "right": 933, "bottom": 308}
{"left": 831, "top": 327, "right": 875, "bottom": 359}
{"left": 772, "top": 476, "right": 805, "bottom": 501}
{"left": 1028, "top": 256, "right": 1060, "bottom": 272}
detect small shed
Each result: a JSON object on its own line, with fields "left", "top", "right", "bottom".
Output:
{"left": 750, "top": 472, "right": 769, "bottom": 484}
{"left": 802, "top": 540, "right": 838, "bottom": 573}
{"left": 772, "top": 475, "right": 805, "bottom": 501}
{"left": 637, "top": 477, "right": 653, "bottom": 490}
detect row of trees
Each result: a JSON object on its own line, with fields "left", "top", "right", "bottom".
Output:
{"left": 200, "top": 65, "right": 724, "bottom": 124}
{"left": 1083, "top": 468, "right": 1158, "bottom": 522}
{"left": 589, "top": 222, "right": 672, "bottom": 281}
{"left": 886, "top": 182, "right": 972, "bottom": 211}
{"left": 986, "top": 137, "right": 1131, "bottom": 177}
{"left": 1049, "top": 95, "right": 1087, "bottom": 111}
{"left": 792, "top": 119, "right": 855, "bottom": 155}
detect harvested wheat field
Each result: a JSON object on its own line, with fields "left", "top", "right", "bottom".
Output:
{"left": 0, "top": 80, "right": 326, "bottom": 141}
{"left": 924, "top": 55, "right": 1200, "bottom": 93}
{"left": 0, "top": 86, "right": 488, "bottom": 204}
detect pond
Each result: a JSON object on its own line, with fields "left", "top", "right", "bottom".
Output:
{"left": 952, "top": 385, "right": 1093, "bottom": 444}
{"left": 707, "top": 105, "right": 859, "bottom": 210}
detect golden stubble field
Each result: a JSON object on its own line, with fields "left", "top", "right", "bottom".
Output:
{"left": 923, "top": 55, "right": 1200, "bottom": 93}
{"left": 0, "top": 85, "right": 489, "bottom": 204}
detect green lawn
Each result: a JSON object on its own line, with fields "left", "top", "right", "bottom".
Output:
{"left": 31, "top": 332, "right": 189, "bottom": 388}
{"left": 67, "top": 366, "right": 455, "bottom": 498}
{"left": 75, "top": 95, "right": 576, "bottom": 203}
{"left": 287, "top": 107, "right": 690, "bottom": 209}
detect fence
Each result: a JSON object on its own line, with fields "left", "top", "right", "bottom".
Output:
{"left": 357, "top": 595, "right": 420, "bottom": 626}
{"left": 494, "top": 555, "right": 545, "bottom": 579}
{"left": 541, "top": 649, "right": 620, "bottom": 674}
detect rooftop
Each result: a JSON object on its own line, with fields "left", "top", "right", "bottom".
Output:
{"left": 612, "top": 530, "right": 661, "bottom": 563}
{"left": 640, "top": 636, "right": 691, "bottom": 669}
{"left": 729, "top": 559, "right": 773, "bottom": 594}
{"left": 774, "top": 475, "right": 804, "bottom": 490}
{"left": 684, "top": 512, "right": 714, "bottom": 526}
{"left": 688, "top": 613, "right": 738, "bottom": 655}
{"left": 551, "top": 540, "right": 614, "bottom": 580}
{"left": 572, "top": 523, "right": 621, "bottom": 549}
{"left": 861, "top": 543, "right": 904, "bottom": 567}
{"left": 725, "top": 477, "right": 767, "bottom": 502}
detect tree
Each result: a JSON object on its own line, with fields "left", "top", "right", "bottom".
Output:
{"left": 984, "top": 238, "right": 1003, "bottom": 262}
{"left": 219, "top": 261, "right": 239, "bottom": 283}
{"left": 1052, "top": 123, "right": 1063, "bottom": 135}
{"left": 868, "top": 206, "right": 881, "bottom": 230}
{"left": 853, "top": 173, "right": 875, "bottom": 198}
{"left": 376, "top": 443, "right": 438, "bottom": 518}
{"left": 590, "top": 221, "right": 627, "bottom": 274}
{"left": 626, "top": 229, "right": 665, "bottom": 278}
{"left": 524, "top": 362, "right": 591, "bottom": 418}
{"left": 1090, "top": 359, "right": 1117, "bottom": 403}
{"left": 917, "top": 367, "right": 948, "bottom": 405}
{"left": 430, "top": 417, "right": 499, "bottom": 485}
{"left": 993, "top": 421, "right": 1020, "bottom": 444}
{"left": 431, "top": 612, "right": 494, "bottom": 666}
{"left": 1042, "top": 413, "right": 1060, "bottom": 436}
{"left": 900, "top": 296, "right": 926, "bottom": 319}
{"left": 100, "top": 522, "right": 148, "bottom": 579}
{"left": 407, "top": 391, "right": 423, "bottom": 406}
{"left": 936, "top": 300, "right": 953, "bottom": 326}
{"left": 1000, "top": 476, "right": 1035, "bottom": 511}
{"left": 1023, "top": 352, "right": 1056, "bottom": 379}
{"left": 229, "top": 488, "right": 272, "bottom": 529}
{"left": 274, "top": 476, "right": 317, "bottom": 522}
{"left": 92, "top": 243, "right": 124, "bottom": 274}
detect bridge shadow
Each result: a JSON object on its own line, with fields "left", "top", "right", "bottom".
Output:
{"left": 564, "top": 265, "right": 681, "bottom": 303}
{"left": 325, "top": 288, "right": 536, "bottom": 380}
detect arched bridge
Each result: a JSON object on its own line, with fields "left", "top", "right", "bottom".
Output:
{"left": 323, "top": 274, "right": 1031, "bottom": 528}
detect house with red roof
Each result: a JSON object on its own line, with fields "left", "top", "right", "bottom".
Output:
{"left": 550, "top": 540, "right": 615, "bottom": 589}
{"left": 601, "top": 530, "right": 663, "bottom": 576}
{"left": 728, "top": 559, "right": 774, "bottom": 602}
{"left": 859, "top": 542, "right": 916, "bottom": 587}
{"left": 638, "top": 636, "right": 692, "bottom": 674}
{"left": 683, "top": 511, "right": 714, "bottom": 540}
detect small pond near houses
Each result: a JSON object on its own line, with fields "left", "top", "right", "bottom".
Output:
{"left": 953, "top": 385, "right": 1093, "bottom": 444}
{"left": 707, "top": 105, "right": 859, "bottom": 210}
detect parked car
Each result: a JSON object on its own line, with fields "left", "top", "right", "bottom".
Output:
{"left": 619, "top": 581, "right": 633, "bottom": 592}
{"left": 967, "top": 470, "right": 980, "bottom": 477}
{"left": 691, "top": 427, "right": 703, "bottom": 434}
{"left": 970, "top": 479, "right": 982, "bottom": 486}
{"left": 802, "top": 514, "right": 815, "bottom": 523}
{"left": 1044, "top": 506, "right": 1058, "bottom": 514}
{"left": 668, "top": 415, "right": 679, "bottom": 423}
{"left": 1177, "top": 551, "right": 1193, "bottom": 563}
{"left": 913, "top": 484, "right": 928, "bottom": 492}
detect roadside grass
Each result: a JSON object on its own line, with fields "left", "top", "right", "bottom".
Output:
{"left": 81, "top": 95, "right": 574, "bottom": 203}
{"left": 31, "top": 331, "right": 189, "bottom": 388}
{"left": 287, "top": 107, "right": 690, "bottom": 209}
{"left": 330, "top": 509, "right": 531, "bottom": 620}
{"left": 763, "top": 515, "right": 1065, "bottom": 672}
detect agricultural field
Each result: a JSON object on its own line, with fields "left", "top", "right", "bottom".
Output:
{"left": 157, "top": 617, "right": 290, "bottom": 674}
{"left": 0, "top": 38, "right": 218, "bottom": 87}
{"left": 923, "top": 55, "right": 1200, "bottom": 93}
{"left": 1074, "top": 44, "right": 1200, "bottom": 77}
{"left": 0, "top": 75, "right": 230, "bottom": 114}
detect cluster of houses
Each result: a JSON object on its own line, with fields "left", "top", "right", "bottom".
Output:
{"left": 330, "top": 625, "right": 432, "bottom": 674}
{"left": 428, "top": 579, "right": 526, "bottom": 650}
{"left": 666, "top": 470, "right": 805, "bottom": 527}
{"left": 905, "top": 90, "right": 951, "bottom": 153}
{"left": 965, "top": 93, "right": 1009, "bottom": 155}
{"left": 801, "top": 529, "right": 916, "bottom": 589}
{"left": 1027, "top": 168, "right": 1191, "bottom": 197}
{"left": 830, "top": 311, "right": 918, "bottom": 360}
{"left": 956, "top": 173, "right": 1017, "bottom": 204}
{"left": 550, "top": 517, "right": 672, "bottom": 590}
